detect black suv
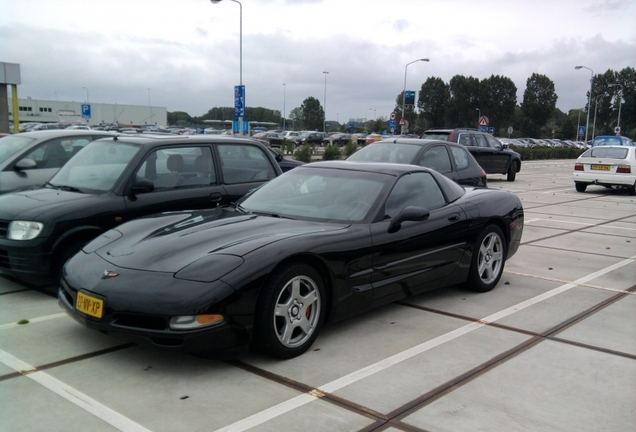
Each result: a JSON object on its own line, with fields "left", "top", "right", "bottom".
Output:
{"left": 421, "top": 129, "right": 521, "bottom": 181}
{"left": 0, "top": 134, "right": 282, "bottom": 287}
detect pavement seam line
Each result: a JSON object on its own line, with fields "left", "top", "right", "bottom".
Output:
{"left": 213, "top": 255, "right": 635, "bottom": 432}
{"left": 0, "top": 348, "right": 151, "bottom": 432}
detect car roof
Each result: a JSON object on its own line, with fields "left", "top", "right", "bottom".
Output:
{"left": 16, "top": 129, "right": 116, "bottom": 139}
{"left": 98, "top": 134, "right": 268, "bottom": 148}
{"left": 372, "top": 137, "right": 457, "bottom": 147}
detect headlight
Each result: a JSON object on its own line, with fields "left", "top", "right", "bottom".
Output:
{"left": 8, "top": 221, "right": 44, "bottom": 240}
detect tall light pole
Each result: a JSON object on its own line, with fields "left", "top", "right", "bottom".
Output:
{"left": 282, "top": 83, "right": 286, "bottom": 131}
{"left": 211, "top": 0, "right": 243, "bottom": 134}
{"left": 608, "top": 83, "right": 623, "bottom": 133}
{"left": 323, "top": 71, "right": 329, "bottom": 132}
{"left": 476, "top": 108, "right": 481, "bottom": 126}
{"left": 592, "top": 96, "right": 602, "bottom": 140}
{"left": 401, "top": 58, "right": 429, "bottom": 134}
{"left": 575, "top": 66, "right": 593, "bottom": 142}
{"left": 147, "top": 88, "right": 153, "bottom": 125}
{"left": 365, "top": 108, "right": 373, "bottom": 133}
{"left": 82, "top": 87, "right": 89, "bottom": 103}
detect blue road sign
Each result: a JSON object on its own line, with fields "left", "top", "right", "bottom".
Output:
{"left": 488, "top": 127, "right": 495, "bottom": 134}
{"left": 233, "top": 120, "right": 249, "bottom": 134}
{"left": 81, "top": 104, "right": 91, "bottom": 118}
{"left": 478, "top": 125, "right": 488, "bottom": 132}
{"left": 348, "top": 122, "right": 355, "bottom": 130}
{"left": 389, "top": 120, "right": 396, "bottom": 130}
{"left": 234, "top": 85, "right": 245, "bottom": 118}
{"left": 578, "top": 125, "right": 585, "bottom": 136}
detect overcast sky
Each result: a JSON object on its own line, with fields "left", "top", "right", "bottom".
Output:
{"left": 1, "top": 0, "right": 634, "bottom": 125}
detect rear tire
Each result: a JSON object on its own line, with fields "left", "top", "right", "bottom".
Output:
{"left": 575, "top": 182, "right": 587, "bottom": 192}
{"left": 465, "top": 225, "right": 506, "bottom": 292}
{"left": 628, "top": 183, "right": 636, "bottom": 196}
{"left": 253, "top": 263, "right": 326, "bottom": 359}
{"left": 506, "top": 162, "right": 517, "bottom": 182}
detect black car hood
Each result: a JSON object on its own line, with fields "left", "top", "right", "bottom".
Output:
{"left": 95, "top": 208, "right": 347, "bottom": 273}
{"left": 0, "top": 187, "right": 97, "bottom": 220}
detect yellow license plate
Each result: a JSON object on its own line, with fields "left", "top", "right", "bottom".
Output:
{"left": 591, "top": 165, "right": 610, "bottom": 171}
{"left": 76, "top": 292, "right": 104, "bottom": 318}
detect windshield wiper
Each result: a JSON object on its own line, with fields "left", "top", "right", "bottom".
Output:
{"left": 231, "top": 202, "right": 250, "bottom": 213}
{"left": 44, "top": 182, "right": 82, "bottom": 193}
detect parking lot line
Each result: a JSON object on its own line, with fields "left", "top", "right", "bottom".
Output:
{"left": 213, "top": 255, "right": 636, "bottom": 432}
{"left": 0, "top": 349, "right": 151, "bottom": 432}
{"left": 0, "top": 312, "right": 66, "bottom": 330}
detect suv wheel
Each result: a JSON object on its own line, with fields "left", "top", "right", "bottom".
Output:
{"left": 506, "top": 162, "right": 517, "bottom": 182}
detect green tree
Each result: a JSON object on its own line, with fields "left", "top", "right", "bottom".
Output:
{"left": 479, "top": 75, "right": 517, "bottom": 134}
{"left": 521, "top": 73, "right": 557, "bottom": 137}
{"left": 614, "top": 67, "right": 635, "bottom": 137}
{"left": 298, "top": 97, "right": 324, "bottom": 131}
{"left": 167, "top": 111, "right": 192, "bottom": 126}
{"left": 446, "top": 75, "right": 480, "bottom": 128}
{"left": 418, "top": 77, "right": 449, "bottom": 130}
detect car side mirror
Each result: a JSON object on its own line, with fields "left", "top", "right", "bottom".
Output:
{"left": 130, "top": 179, "right": 154, "bottom": 195}
{"left": 14, "top": 158, "right": 37, "bottom": 171}
{"left": 387, "top": 206, "right": 430, "bottom": 233}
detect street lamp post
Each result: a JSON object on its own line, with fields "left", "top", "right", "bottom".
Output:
{"left": 323, "top": 71, "right": 328, "bottom": 133}
{"left": 147, "top": 88, "right": 153, "bottom": 125}
{"left": 282, "top": 83, "right": 286, "bottom": 131}
{"left": 82, "top": 87, "right": 89, "bottom": 103}
{"left": 401, "top": 58, "right": 429, "bottom": 134}
{"left": 211, "top": 0, "right": 243, "bottom": 134}
{"left": 365, "top": 108, "right": 373, "bottom": 133}
{"left": 592, "top": 96, "right": 602, "bottom": 140}
{"left": 608, "top": 83, "right": 623, "bottom": 133}
{"left": 575, "top": 66, "right": 593, "bottom": 143}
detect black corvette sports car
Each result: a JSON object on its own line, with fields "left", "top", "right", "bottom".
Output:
{"left": 59, "top": 161, "right": 524, "bottom": 359}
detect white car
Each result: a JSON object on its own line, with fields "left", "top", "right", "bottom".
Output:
{"left": 573, "top": 145, "right": 636, "bottom": 195}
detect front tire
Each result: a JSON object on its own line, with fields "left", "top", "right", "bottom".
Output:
{"left": 253, "top": 263, "right": 326, "bottom": 359}
{"left": 465, "top": 225, "right": 506, "bottom": 292}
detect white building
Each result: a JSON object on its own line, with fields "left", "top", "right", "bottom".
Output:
{"left": 9, "top": 97, "right": 167, "bottom": 128}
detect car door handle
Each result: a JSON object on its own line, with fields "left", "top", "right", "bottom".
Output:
{"left": 209, "top": 192, "right": 222, "bottom": 202}
{"left": 448, "top": 214, "right": 460, "bottom": 222}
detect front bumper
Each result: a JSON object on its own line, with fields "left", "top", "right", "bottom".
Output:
{"left": 0, "top": 235, "right": 57, "bottom": 286}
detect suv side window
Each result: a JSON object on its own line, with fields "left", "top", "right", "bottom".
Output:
{"left": 473, "top": 134, "right": 489, "bottom": 148}
{"left": 457, "top": 134, "right": 472, "bottom": 146}
{"left": 218, "top": 144, "right": 277, "bottom": 184}
{"left": 135, "top": 146, "right": 215, "bottom": 191}
{"left": 485, "top": 135, "right": 502, "bottom": 149}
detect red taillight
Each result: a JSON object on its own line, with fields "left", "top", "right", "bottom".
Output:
{"left": 574, "top": 163, "right": 584, "bottom": 171}
{"left": 617, "top": 165, "right": 631, "bottom": 174}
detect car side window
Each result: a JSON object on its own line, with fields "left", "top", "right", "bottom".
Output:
{"left": 384, "top": 172, "right": 446, "bottom": 219}
{"left": 458, "top": 134, "right": 472, "bottom": 146}
{"left": 418, "top": 145, "right": 452, "bottom": 173}
{"left": 473, "top": 134, "right": 489, "bottom": 148}
{"left": 449, "top": 145, "right": 470, "bottom": 170}
{"left": 24, "top": 138, "right": 69, "bottom": 168}
{"left": 485, "top": 135, "right": 502, "bottom": 149}
{"left": 135, "top": 146, "right": 215, "bottom": 191}
{"left": 218, "top": 144, "right": 277, "bottom": 184}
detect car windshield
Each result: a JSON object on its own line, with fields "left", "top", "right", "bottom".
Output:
{"left": 422, "top": 132, "right": 450, "bottom": 140}
{"left": 347, "top": 143, "right": 420, "bottom": 164}
{"left": 0, "top": 135, "right": 36, "bottom": 164}
{"left": 48, "top": 140, "right": 141, "bottom": 193}
{"left": 239, "top": 167, "right": 389, "bottom": 222}
{"left": 592, "top": 137, "right": 630, "bottom": 147}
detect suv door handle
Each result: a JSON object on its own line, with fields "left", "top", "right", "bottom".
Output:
{"left": 209, "top": 192, "right": 222, "bottom": 202}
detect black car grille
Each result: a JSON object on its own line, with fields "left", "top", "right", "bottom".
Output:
{"left": 0, "top": 220, "right": 8, "bottom": 238}
{"left": 112, "top": 314, "right": 168, "bottom": 331}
